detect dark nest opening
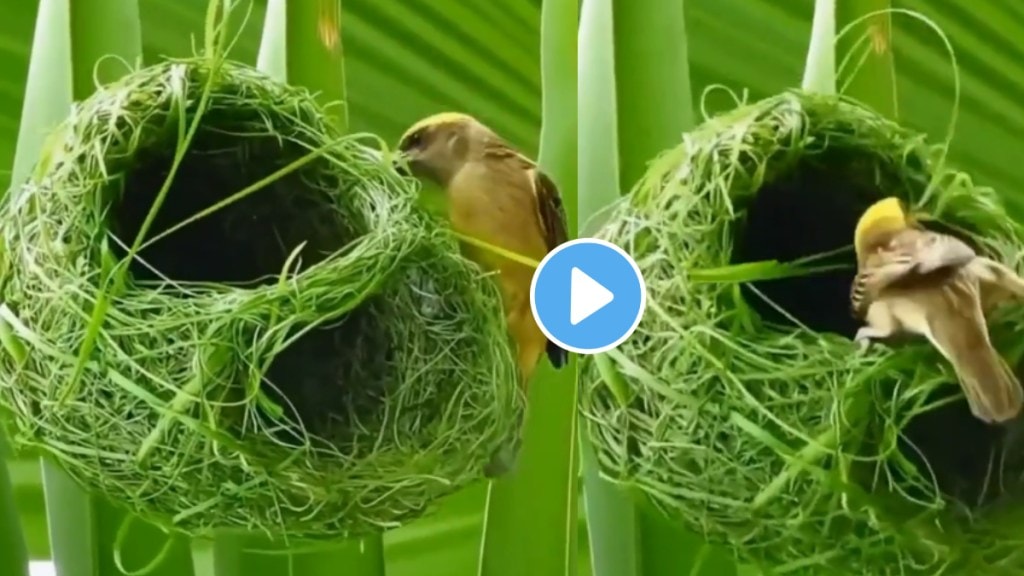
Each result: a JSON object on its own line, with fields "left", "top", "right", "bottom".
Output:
{"left": 110, "top": 118, "right": 390, "bottom": 442}
{"left": 731, "top": 145, "right": 1020, "bottom": 511}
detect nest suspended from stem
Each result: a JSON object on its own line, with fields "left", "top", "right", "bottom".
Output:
{"left": 0, "top": 57, "right": 521, "bottom": 539}
{"left": 581, "top": 90, "right": 1024, "bottom": 574}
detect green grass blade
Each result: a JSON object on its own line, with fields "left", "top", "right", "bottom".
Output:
{"left": 837, "top": 0, "right": 897, "bottom": 118}
{"left": 478, "top": 1, "right": 578, "bottom": 575}
{"left": 577, "top": 2, "right": 632, "bottom": 573}
{"left": 0, "top": 441, "right": 28, "bottom": 576}
{"left": 7, "top": 458, "right": 48, "bottom": 559}
{"left": 43, "top": 459, "right": 194, "bottom": 576}
{"left": 608, "top": 0, "right": 693, "bottom": 190}
{"left": 9, "top": 0, "right": 74, "bottom": 191}
{"left": 69, "top": 0, "right": 143, "bottom": 98}
{"left": 801, "top": 0, "right": 837, "bottom": 94}
{"left": 577, "top": 0, "right": 619, "bottom": 235}
{"left": 578, "top": 0, "right": 737, "bottom": 575}
{"left": 383, "top": 486, "right": 486, "bottom": 575}
{"left": 191, "top": 534, "right": 244, "bottom": 576}
{"left": 257, "top": 0, "right": 347, "bottom": 132}
{"left": 577, "top": 438, "right": 636, "bottom": 575}
{"left": 41, "top": 461, "right": 97, "bottom": 576}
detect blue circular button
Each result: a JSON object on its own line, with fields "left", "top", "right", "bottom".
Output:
{"left": 530, "top": 238, "right": 646, "bottom": 355}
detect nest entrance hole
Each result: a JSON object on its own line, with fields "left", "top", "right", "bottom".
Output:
{"left": 108, "top": 114, "right": 388, "bottom": 441}
{"left": 731, "top": 145, "right": 1017, "bottom": 510}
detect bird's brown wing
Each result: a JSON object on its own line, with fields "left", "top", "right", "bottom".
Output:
{"left": 483, "top": 139, "right": 570, "bottom": 368}
{"left": 851, "top": 230, "right": 976, "bottom": 318}
{"left": 968, "top": 256, "right": 1024, "bottom": 313}
{"left": 528, "top": 169, "right": 569, "bottom": 251}
{"left": 904, "top": 231, "right": 976, "bottom": 275}
{"left": 482, "top": 140, "right": 568, "bottom": 252}
{"left": 527, "top": 169, "right": 569, "bottom": 368}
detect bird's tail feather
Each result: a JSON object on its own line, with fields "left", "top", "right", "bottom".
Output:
{"left": 546, "top": 340, "right": 568, "bottom": 369}
{"left": 951, "top": 342, "right": 1023, "bottom": 424}
{"left": 930, "top": 276, "right": 1024, "bottom": 424}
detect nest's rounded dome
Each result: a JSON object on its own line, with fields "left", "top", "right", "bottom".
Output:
{"left": 581, "top": 90, "right": 1024, "bottom": 573}
{"left": 0, "top": 58, "right": 521, "bottom": 538}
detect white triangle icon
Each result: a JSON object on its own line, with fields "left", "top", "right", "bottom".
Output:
{"left": 570, "top": 267, "right": 614, "bottom": 326}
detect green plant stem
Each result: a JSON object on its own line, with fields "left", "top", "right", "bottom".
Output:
{"left": 610, "top": 0, "right": 694, "bottom": 192}
{"left": 578, "top": 437, "right": 636, "bottom": 574}
{"left": 577, "top": 0, "right": 620, "bottom": 235}
{"left": 191, "top": 533, "right": 244, "bottom": 576}
{"left": 801, "top": 0, "right": 837, "bottom": 94}
{"left": 69, "top": 0, "right": 143, "bottom": 99}
{"left": 478, "top": 0, "right": 579, "bottom": 575}
{"left": 258, "top": 0, "right": 348, "bottom": 132}
{"left": 837, "top": 0, "right": 897, "bottom": 118}
{"left": 0, "top": 439, "right": 28, "bottom": 576}
{"left": 9, "top": 0, "right": 74, "bottom": 190}
{"left": 7, "top": 459, "right": 48, "bottom": 559}
{"left": 43, "top": 459, "right": 193, "bottom": 576}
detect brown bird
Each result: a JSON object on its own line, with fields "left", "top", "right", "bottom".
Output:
{"left": 396, "top": 112, "right": 569, "bottom": 386}
{"left": 851, "top": 196, "right": 1024, "bottom": 424}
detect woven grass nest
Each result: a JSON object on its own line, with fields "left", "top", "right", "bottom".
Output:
{"left": 581, "top": 90, "right": 1024, "bottom": 574}
{"left": 0, "top": 58, "right": 522, "bottom": 539}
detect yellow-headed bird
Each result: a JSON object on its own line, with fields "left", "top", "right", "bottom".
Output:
{"left": 851, "top": 196, "right": 1024, "bottom": 423}
{"left": 396, "top": 112, "right": 569, "bottom": 386}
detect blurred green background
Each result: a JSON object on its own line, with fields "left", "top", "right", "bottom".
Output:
{"left": 3, "top": 0, "right": 1024, "bottom": 574}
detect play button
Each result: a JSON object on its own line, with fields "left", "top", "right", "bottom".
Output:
{"left": 570, "top": 267, "right": 614, "bottom": 325}
{"left": 531, "top": 238, "right": 646, "bottom": 355}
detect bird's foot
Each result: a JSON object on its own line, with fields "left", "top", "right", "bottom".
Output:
{"left": 853, "top": 328, "right": 879, "bottom": 353}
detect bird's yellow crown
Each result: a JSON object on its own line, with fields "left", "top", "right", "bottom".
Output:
{"left": 400, "top": 112, "right": 478, "bottom": 142}
{"left": 854, "top": 196, "right": 907, "bottom": 255}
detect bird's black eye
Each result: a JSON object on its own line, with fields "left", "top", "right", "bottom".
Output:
{"left": 401, "top": 129, "right": 426, "bottom": 151}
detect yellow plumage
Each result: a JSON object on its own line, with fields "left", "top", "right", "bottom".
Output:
{"left": 853, "top": 196, "right": 907, "bottom": 260}
{"left": 400, "top": 112, "right": 477, "bottom": 142}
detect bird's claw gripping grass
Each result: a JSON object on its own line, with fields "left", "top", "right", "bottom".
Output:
{"left": 854, "top": 328, "right": 875, "bottom": 353}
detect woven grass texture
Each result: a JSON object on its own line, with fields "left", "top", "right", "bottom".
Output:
{"left": 580, "top": 90, "right": 1024, "bottom": 574}
{"left": 0, "top": 57, "right": 521, "bottom": 539}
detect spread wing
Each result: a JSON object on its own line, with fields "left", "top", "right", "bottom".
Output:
{"left": 908, "top": 231, "right": 976, "bottom": 275}
{"left": 968, "top": 256, "right": 1024, "bottom": 313}
{"left": 850, "top": 230, "right": 977, "bottom": 318}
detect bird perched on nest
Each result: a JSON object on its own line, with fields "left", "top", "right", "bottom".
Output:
{"left": 395, "top": 112, "right": 570, "bottom": 385}
{"left": 851, "top": 196, "right": 1024, "bottom": 424}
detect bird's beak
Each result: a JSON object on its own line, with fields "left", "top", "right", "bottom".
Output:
{"left": 393, "top": 151, "right": 414, "bottom": 177}
{"left": 391, "top": 151, "right": 407, "bottom": 176}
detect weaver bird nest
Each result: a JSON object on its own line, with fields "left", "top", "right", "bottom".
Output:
{"left": 581, "top": 90, "right": 1024, "bottom": 574}
{"left": 0, "top": 58, "right": 521, "bottom": 538}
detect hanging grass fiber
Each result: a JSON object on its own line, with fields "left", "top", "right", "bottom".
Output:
{"left": 0, "top": 57, "right": 521, "bottom": 539}
{"left": 580, "top": 89, "right": 1024, "bottom": 574}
